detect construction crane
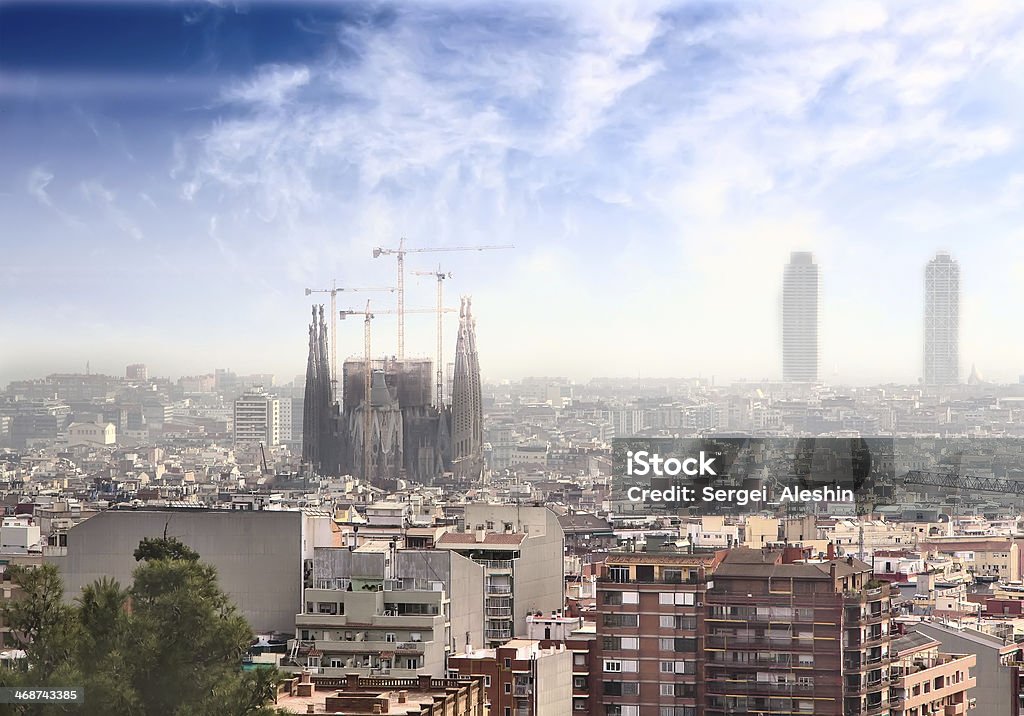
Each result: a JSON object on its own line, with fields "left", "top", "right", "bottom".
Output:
{"left": 305, "top": 283, "right": 396, "bottom": 397}
{"left": 411, "top": 266, "right": 452, "bottom": 408}
{"left": 905, "top": 469, "right": 1024, "bottom": 497}
{"left": 371, "top": 239, "right": 513, "bottom": 359}
{"left": 339, "top": 302, "right": 457, "bottom": 481}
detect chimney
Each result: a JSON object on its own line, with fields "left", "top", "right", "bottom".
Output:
{"left": 397, "top": 691, "right": 408, "bottom": 704}
{"left": 306, "top": 706, "right": 315, "bottom": 715}
{"left": 827, "top": 542, "right": 835, "bottom": 560}
{"left": 373, "top": 705, "right": 382, "bottom": 715}
{"left": 418, "top": 673, "right": 432, "bottom": 691}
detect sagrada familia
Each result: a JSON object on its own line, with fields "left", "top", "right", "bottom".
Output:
{"left": 301, "top": 298, "right": 484, "bottom": 487}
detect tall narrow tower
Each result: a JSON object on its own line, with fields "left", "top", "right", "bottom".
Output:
{"left": 302, "top": 305, "right": 339, "bottom": 474}
{"left": 782, "top": 251, "right": 819, "bottom": 382}
{"left": 450, "top": 297, "right": 483, "bottom": 481}
{"left": 924, "top": 251, "right": 960, "bottom": 385}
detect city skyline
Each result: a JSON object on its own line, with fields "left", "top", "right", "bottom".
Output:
{"left": 4, "top": 1, "right": 1024, "bottom": 385}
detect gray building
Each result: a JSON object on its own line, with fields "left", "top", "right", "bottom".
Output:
{"left": 783, "top": 251, "right": 820, "bottom": 383}
{"left": 46, "top": 508, "right": 329, "bottom": 634}
{"left": 925, "top": 251, "right": 960, "bottom": 385}
{"left": 437, "top": 504, "right": 565, "bottom": 646}
{"left": 290, "top": 543, "right": 484, "bottom": 678}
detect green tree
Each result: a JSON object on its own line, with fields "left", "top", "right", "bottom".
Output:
{"left": 132, "top": 536, "right": 199, "bottom": 563}
{"left": 0, "top": 543, "right": 289, "bottom": 716}
{"left": 0, "top": 564, "right": 78, "bottom": 682}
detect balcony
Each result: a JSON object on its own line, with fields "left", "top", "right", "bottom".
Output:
{"left": 486, "top": 607, "right": 513, "bottom": 618}
{"left": 477, "top": 559, "right": 514, "bottom": 571}
{"left": 309, "top": 638, "right": 425, "bottom": 655}
{"left": 486, "top": 629, "right": 512, "bottom": 641}
{"left": 487, "top": 584, "right": 513, "bottom": 595}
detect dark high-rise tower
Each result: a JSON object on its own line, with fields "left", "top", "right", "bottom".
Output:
{"left": 450, "top": 297, "right": 483, "bottom": 481}
{"left": 924, "top": 251, "right": 960, "bottom": 385}
{"left": 783, "top": 251, "right": 820, "bottom": 382}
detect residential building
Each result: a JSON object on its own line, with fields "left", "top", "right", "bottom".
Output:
{"left": 436, "top": 505, "right": 564, "bottom": 647}
{"left": 889, "top": 631, "right": 976, "bottom": 716}
{"left": 234, "top": 386, "right": 280, "bottom": 446}
{"left": 290, "top": 543, "right": 484, "bottom": 678}
{"left": 596, "top": 551, "right": 725, "bottom": 716}
{"left": 447, "top": 639, "right": 573, "bottom": 716}
{"left": 704, "top": 547, "right": 892, "bottom": 716}
{"left": 912, "top": 621, "right": 1024, "bottom": 716}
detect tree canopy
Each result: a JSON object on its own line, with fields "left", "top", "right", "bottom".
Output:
{"left": 0, "top": 537, "right": 289, "bottom": 716}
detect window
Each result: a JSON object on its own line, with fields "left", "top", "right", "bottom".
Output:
{"left": 620, "top": 660, "right": 638, "bottom": 672}
{"left": 573, "top": 677, "right": 586, "bottom": 689}
{"left": 660, "top": 661, "right": 676, "bottom": 674}
{"left": 621, "top": 591, "right": 639, "bottom": 604}
{"left": 317, "top": 602, "right": 338, "bottom": 615}
{"left": 504, "top": 658, "right": 512, "bottom": 668}
{"left": 660, "top": 683, "right": 674, "bottom": 696}
{"left": 485, "top": 676, "right": 491, "bottom": 687}
{"left": 660, "top": 615, "right": 674, "bottom": 628}
{"left": 504, "top": 683, "right": 511, "bottom": 694}
{"left": 604, "top": 660, "right": 622, "bottom": 673}
{"left": 603, "top": 614, "right": 639, "bottom": 628}
{"left": 660, "top": 638, "right": 674, "bottom": 651}
{"left": 608, "top": 567, "right": 630, "bottom": 583}
{"left": 620, "top": 637, "right": 639, "bottom": 650}
{"left": 385, "top": 633, "right": 396, "bottom": 643}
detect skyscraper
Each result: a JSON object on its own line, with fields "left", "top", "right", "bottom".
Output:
{"left": 782, "top": 251, "right": 819, "bottom": 382}
{"left": 924, "top": 251, "right": 960, "bottom": 385}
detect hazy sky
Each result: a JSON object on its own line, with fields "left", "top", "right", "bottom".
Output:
{"left": 3, "top": 0, "right": 1024, "bottom": 386}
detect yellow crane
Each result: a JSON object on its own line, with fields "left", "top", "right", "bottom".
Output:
{"left": 339, "top": 302, "right": 456, "bottom": 481}
{"left": 304, "top": 283, "right": 395, "bottom": 396}
{"left": 411, "top": 266, "right": 452, "bottom": 408}
{"left": 371, "top": 239, "right": 512, "bottom": 358}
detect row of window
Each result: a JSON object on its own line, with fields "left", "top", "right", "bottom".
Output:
{"left": 602, "top": 636, "right": 697, "bottom": 652}
{"left": 605, "top": 707, "right": 696, "bottom": 716}
{"left": 602, "top": 614, "right": 698, "bottom": 629}
{"left": 602, "top": 682, "right": 697, "bottom": 698}
{"left": 602, "top": 591, "right": 698, "bottom": 606}
{"left": 603, "top": 659, "right": 696, "bottom": 675}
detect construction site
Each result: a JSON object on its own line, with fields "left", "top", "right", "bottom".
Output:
{"left": 301, "top": 240, "right": 504, "bottom": 488}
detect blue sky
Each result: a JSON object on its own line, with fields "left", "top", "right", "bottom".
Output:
{"left": 2, "top": 0, "right": 1024, "bottom": 385}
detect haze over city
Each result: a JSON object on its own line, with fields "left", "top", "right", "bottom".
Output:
{"left": 3, "top": 0, "right": 1024, "bottom": 385}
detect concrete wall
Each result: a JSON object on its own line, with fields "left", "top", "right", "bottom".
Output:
{"left": 47, "top": 509, "right": 303, "bottom": 634}
{"left": 535, "top": 648, "right": 573, "bottom": 716}
{"left": 913, "top": 622, "right": 1009, "bottom": 716}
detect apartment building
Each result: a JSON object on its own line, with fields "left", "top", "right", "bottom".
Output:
{"left": 447, "top": 638, "right": 573, "bottom": 716}
{"left": 525, "top": 613, "right": 597, "bottom": 714}
{"left": 290, "top": 543, "right": 484, "bottom": 678}
{"left": 436, "top": 505, "right": 564, "bottom": 647}
{"left": 889, "top": 631, "right": 976, "bottom": 716}
{"left": 233, "top": 386, "right": 280, "bottom": 446}
{"left": 595, "top": 551, "right": 726, "bottom": 716}
{"left": 704, "top": 547, "right": 892, "bottom": 716}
